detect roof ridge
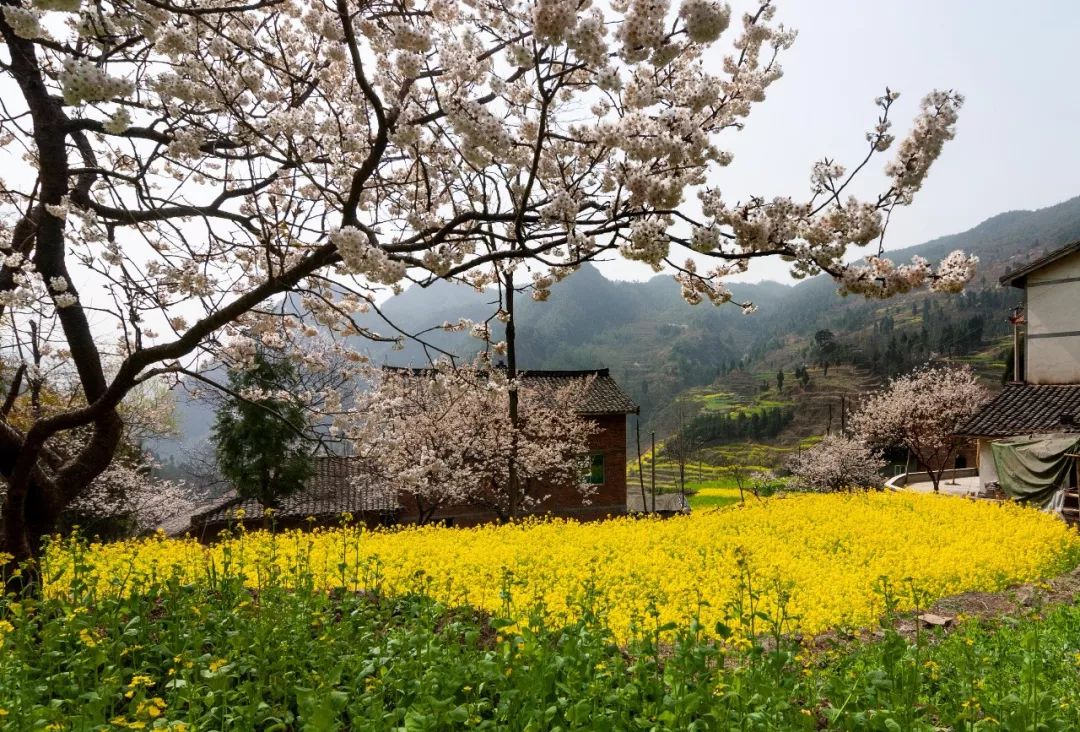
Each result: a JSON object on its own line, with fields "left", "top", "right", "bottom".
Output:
{"left": 381, "top": 365, "right": 610, "bottom": 378}
{"left": 1000, "top": 240, "right": 1080, "bottom": 287}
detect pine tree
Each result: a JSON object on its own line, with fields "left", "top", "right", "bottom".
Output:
{"left": 212, "top": 351, "right": 315, "bottom": 511}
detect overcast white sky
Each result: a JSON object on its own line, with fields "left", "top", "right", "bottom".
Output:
{"left": 596, "top": 0, "right": 1080, "bottom": 284}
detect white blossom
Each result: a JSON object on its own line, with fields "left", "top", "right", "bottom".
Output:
{"left": 59, "top": 58, "right": 134, "bottom": 105}
{"left": 787, "top": 435, "right": 885, "bottom": 492}
{"left": 851, "top": 364, "right": 989, "bottom": 492}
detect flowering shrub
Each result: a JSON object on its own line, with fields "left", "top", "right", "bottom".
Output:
{"left": 41, "top": 493, "right": 1080, "bottom": 640}
{"left": 786, "top": 435, "right": 886, "bottom": 492}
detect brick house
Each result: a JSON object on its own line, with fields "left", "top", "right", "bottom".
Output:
{"left": 187, "top": 368, "right": 638, "bottom": 538}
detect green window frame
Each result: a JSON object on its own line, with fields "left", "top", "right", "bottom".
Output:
{"left": 587, "top": 452, "right": 605, "bottom": 485}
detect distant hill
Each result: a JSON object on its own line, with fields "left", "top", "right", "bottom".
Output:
{"left": 155, "top": 194, "right": 1080, "bottom": 459}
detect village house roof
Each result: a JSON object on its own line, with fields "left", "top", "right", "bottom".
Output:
{"left": 187, "top": 456, "right": 397, "bottom": 533}
{"left": 999, "top": 240, "right": 1080, "bottom": 288}
{"left": 382, "top": 366, "right": 640, "bottom": 416}
{"left": 957, "top": 383, "right": 1080, "bottom": 438}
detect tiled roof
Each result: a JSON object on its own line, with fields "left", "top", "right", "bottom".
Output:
{"left": 956, "top": 383, "right": 1080, "bottom": 437}
{"left": 1000, "top": 240, "right": 1080, "bottom": 287}
{"left": 189, "top": 456, "right": 398, "bottom": 529}
{"left": 383, "top": 366, "right": 639, "bottom": 415}
{"left": 519, "top": 369, "right": 639, "bottom": 415}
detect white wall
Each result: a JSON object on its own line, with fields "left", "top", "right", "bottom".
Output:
{"left": 1025, "top": 251, "right": 1080, "bottom": 384}
{"left": 977, "top": 439, "right": 999, "bottom": 488}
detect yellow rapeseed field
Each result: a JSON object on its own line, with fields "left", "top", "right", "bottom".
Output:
{"left": 44, "top": 492, "right": 1080, "bottom": 639}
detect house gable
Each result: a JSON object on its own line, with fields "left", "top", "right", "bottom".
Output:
{"left": 1002, "top": 242, "right": 1080, "bottom": 385}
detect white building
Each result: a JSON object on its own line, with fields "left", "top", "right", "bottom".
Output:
{"left": 957, "top": 241, "right": 1080, "bottom": 517}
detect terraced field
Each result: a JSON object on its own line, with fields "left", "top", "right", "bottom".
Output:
{"left": 626, "top": 440, "right": 816, "bottom": 497}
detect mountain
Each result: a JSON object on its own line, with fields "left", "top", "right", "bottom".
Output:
{"left": 155, "top": 194, "right": 1080, "bottom": 459}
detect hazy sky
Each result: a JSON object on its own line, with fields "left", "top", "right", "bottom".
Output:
{"left": 596, "top": 0, "right": 1080, "bottom": 284}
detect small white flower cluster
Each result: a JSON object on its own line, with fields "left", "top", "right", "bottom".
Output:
{"left": 444, "top": 97, "right": 516, "bottom": 167}
{"left": 532, "top": 0, "right": 578, "bottom": 44}
{"left": 103, "top": 107, "right": 132, "bottom": 135}
{"left": 567, "top": 8, "right": 609, "bottom": 67}
{"left": 689, "top": 224, "right": 721, "bottom": 253}
{"left": 615, "top": 0, "right": 670, "bottom": 62}
{"left": 673, "top": 259, "right": 732, "bottom": 306}
{"left": 54, "top": 292, "right": 78, "bottom": 308}
{"left": 540, "top": 190, "right": 579, "bottom": 225}
{"left": 389, "top": 19, "right": 432, "bottom": 53}
{"left": 330, "top": 226, "right": 407, "bottom": 286}
{"left": 929, "top": 250, "right": 979, "bottom": 294}
{"left": 838, "top": 249, "right": 977, "bottom": 299}
{"left": 678, "top": 0, "right": 730, "bottom": 44}
{"left": 809, "top": 160, "right": 846, "bottom": 195}
{"left": 429, "top": 0, "right": 459, "bottom": 23}
{"left": 167, "top": 128, "right": 204, "bottom": 159}
{"left": 441, "top": 318, "right": 473, "bottom": 333}
{"left": 2, "top": 6, "right": 45, "bottom": 39}
{"left": 886, "top": 90, "right": 964, "bottom": 203}
{"left": 59, "top": 58, "right": 134, "bottom": 105}
{"left": 44, "top": 197, "right": 71, "bottom": 221}
{"left": 838, "top": 255, "right": 932, "bottom": 299}
{"left": 619, "top": 219, "right": 669, "bottom": 270}
{"left": 530, "top": 272, "right": 554, "bottom": 301}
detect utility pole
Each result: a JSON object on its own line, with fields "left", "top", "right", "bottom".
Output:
{"left": 1009, "top": 305, "right": 1025, "bottom": 383}
{"left": 650, "top": 431, "right": 656, "bottom": 514}
{"left": 826, "top": 403, "right": 833, "bottom": 435}
{"left": 635, "top": 416, "right": 647, "bottom": 514}
{"left": 840, "top": 396, "right": 846, "bottom": 436}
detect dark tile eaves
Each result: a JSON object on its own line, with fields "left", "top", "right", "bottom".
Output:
{"left": 956, "top": 383, "right": 1080, "bottom": 437}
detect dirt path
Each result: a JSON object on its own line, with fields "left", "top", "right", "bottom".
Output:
{"left": 807, "top": 563, "right": 1080, "bottom": 652}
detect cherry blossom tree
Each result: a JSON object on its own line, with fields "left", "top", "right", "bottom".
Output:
{"left": 0, "top": 359, "right": 192, "bottom": 537}
{"left": 786, "top": 435, "right": 885, "bottom": 492}
{"left": 349, "top": 359, "right": 596, "bottom": 523}
{"left": 62, "top": 454, "right": 201, "bottom": 537}
{"left": 851, "top": 364, "right": 989, "bottom": 492}
{"left": 1, "top": 0, "right": 974, "bottom": 567}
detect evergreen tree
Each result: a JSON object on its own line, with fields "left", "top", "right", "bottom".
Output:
{"left": 212, "top": 351, "right": 315, "bottom": 510}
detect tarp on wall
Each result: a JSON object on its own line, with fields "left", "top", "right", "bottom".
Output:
{"left": 990, "top": 434, "right": 1080, "bottom": 509}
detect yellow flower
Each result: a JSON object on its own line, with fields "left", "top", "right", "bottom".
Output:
{"left": 38, "top": 493, "right": 1080, "bottom": 642}
{"left": 208, "top": 658, "right": 228, "bottom": 673}
{"left": 78, "top": 628, "right": 98, "bottom": 648}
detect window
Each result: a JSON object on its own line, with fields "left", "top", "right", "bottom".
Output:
{"left": 587, "top": 452, "right": 605, "bottom": 485}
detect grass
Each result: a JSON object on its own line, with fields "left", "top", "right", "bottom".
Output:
{"left": 687, "top": 492, "right": 742, "bottom": 510}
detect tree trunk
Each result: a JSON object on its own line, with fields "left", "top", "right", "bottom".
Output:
{"left": 2, "top": 478, "right": 62, "bottom": 593}
{"left": 504, "top": 269, "right": 521, "bottom": 521}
